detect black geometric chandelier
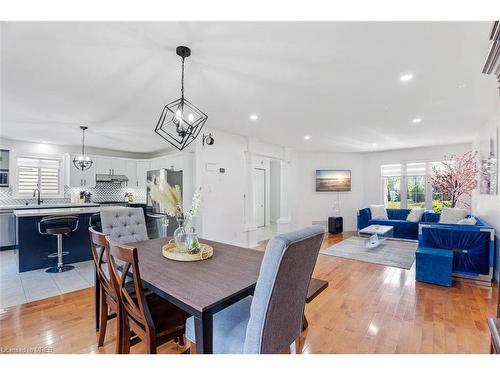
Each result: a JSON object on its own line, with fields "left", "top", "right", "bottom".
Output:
{"left": 73, "top": 126, "right": 93, "bottom": 171}
{"left": 154, "top": 46, "right": 208, "bottom": 151}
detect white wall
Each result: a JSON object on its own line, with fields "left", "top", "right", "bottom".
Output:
{"left": 472, "top": 113, "right": 500, "bottom": 280}
{"left": 194, "top": 129, "right": 247, "bottom": 246}
{"left": 293, "top": 151, "right": 365, "bottom": 231}
{"left": 361, "top": 143, "right": 472, "bottom": 207}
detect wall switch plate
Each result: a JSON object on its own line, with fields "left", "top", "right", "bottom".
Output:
{"left": 205, "top": 162, "right": 217, "bottom": 172}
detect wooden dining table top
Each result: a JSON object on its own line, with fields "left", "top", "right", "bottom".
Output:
{"left": 127, "top": 236, "right": 329, "bottom": 318}
{"left": 129, "top": 237, "right": 264, "bottom": 313}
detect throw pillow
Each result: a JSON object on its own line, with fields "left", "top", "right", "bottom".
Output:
{"left": 457, "top": 216, "right": 477, "bottom": 225}
{"left": 439, "top": 207, "right": 469, "bottom": 224}
{"left": 407, "top": 208, "right": 424, "bottom": 223}
{"left": 370, "top": 204, "right": 388, "bottom": 220}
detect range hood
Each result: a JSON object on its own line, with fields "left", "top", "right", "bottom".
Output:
{"left": 96, "top": 174, "right": 129, "bottom": 183}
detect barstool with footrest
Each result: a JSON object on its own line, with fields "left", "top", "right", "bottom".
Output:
{"left": 38, "top": 215, "right": 79, "bottom": 273}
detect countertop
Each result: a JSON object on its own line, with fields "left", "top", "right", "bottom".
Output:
{"left": 13, "top": 205, "right": 125, "bottom": 217}
{"left": 0, "top": 202, "right": 100, "bottom": 211}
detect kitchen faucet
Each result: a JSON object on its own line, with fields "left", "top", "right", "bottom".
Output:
{"left": 33, "top": 185, "right": 43, "bottom": 205}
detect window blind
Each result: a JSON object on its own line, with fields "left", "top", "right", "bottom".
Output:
{"left": 17, "top": 157, "right": 61, "bottom": 196}
{"left": 406, "top": 162, "right": 426, "bottom": 176}
{"left": 381, "top": 164, "right": 402, "bottom": 177}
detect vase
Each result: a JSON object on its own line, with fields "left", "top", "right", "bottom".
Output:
{"left": 185, "top": 228, "right": 200, "bottom": 254}
{"left": 173, "top": 219, "right": 188, "bottom": 253}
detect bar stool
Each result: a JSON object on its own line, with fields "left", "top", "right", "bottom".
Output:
{"left": 38, "top": 215, "right": 79, "bottom": 273}
{"left": 89, "top": 213, "right": 102, "bottom": 232}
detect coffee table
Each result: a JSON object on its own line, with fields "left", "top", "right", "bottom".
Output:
{"left": 359, "top": 225, "right": 394, "bottom": 249}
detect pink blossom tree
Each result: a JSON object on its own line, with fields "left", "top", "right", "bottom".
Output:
{"left": 430, "top": 151, "right": 479, "bottom": 208}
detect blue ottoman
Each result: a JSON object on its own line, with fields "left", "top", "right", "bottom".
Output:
{"left": 416, "top": 246, "right": 453, "bottom": 287}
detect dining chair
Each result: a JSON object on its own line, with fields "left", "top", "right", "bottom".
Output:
{"left": 105, "top": 237, "right": 190, "bottom": 354}
{"left": 88, "top": 227, "right": 122, "bottom": 352}
{"left": 185, "top": 225, "right": 325, "bottom": 354}
{"left": 100, "top": 207, "right": 148, "bottom": 244}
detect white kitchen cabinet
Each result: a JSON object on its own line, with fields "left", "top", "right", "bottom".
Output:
{"left": 111, "top": 158, "right": 127, "bottom": 175}
{"left": 125, "top": 160, "right": 137, "bottom": 187}
{"left": 68, "top": 156, "right": 95, "bottom": 188}
{"left": 69, "top": 160, "right": 84, "bottom": 187}
{"left": 136, "top": 160, "right": 150, "bottom": 188}
{"left": 83, "top": 162, "right": 96, "bottom": 187}
{"left": 151, "top": 156, "right": 175, "bottom": 171}
{"left": 94, "top": 156, "right": 112, "bottom": 175}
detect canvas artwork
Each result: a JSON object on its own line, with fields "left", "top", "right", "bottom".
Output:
{"left": 316, "top": 170, "right": 352, "bottom": 192}
{"left": 479, "top": 125, "right": 498, "bottom": 195}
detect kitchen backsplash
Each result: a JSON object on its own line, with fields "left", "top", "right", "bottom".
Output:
{"left": 0, "top": 182, "right": 147, "bottom": 206}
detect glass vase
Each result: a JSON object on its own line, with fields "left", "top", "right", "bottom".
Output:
{"left": 173, "top": 219, "right": 188, "bottom": 253}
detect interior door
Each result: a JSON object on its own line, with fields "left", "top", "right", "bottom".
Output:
{"left": 253, "top": 168, "right": 266, "bottom": 228}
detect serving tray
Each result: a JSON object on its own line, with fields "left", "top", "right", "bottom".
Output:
{"left": 162, "top": 243, "right": 213, "bottom": 262}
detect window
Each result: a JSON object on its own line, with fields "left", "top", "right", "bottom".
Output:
{"left": 15, "top": 156, "right": 63, "bottom": 197}
{"left": 406, "top": 163, "right": 426, "bottom": 209}
{"left": 381, "top": 160, "right": 456, "bottom": 212}
{"left": 381, "top": 164, "right": 402, "bottom": 209}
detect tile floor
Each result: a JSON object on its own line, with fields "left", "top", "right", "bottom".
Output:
{"left": 0, "top": 249, "right": 94, "bottom": 309}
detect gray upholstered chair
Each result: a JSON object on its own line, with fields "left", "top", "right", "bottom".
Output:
{"left": 100, "top": 207, "right": 149, "bottom": 244}
{"left": 185, "top": 225, "right": 324, "bottom": 354}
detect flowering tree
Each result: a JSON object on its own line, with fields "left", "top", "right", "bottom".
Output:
{"left": 430, "top": 151, "right": 478, "bottom": 208}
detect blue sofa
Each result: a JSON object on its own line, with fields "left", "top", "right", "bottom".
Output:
{"left": 357, "top": 208, "right": 439, "bottom": 240}
{"left": 418, "top": 221, "right": 494, "bottom": 282}
{"left": 357, "top": 207, "right": 495, "bottom": 282}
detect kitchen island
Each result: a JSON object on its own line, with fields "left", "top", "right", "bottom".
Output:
{"left": 14, "top": 205, "right": 118, "bottom": 272}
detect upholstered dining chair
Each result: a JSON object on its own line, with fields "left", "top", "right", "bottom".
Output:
{"left": 185, "top": 225, "right": 324, "bottom": 354}
{"left": 100, "top": 207, "right": 148, "bottom": 244}
{"left": 105, "top": 237, "right": 190, "bottom": 354}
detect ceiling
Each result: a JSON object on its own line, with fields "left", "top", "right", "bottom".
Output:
{"left": 1, "top": 21, "right": 498, "bottom": 154}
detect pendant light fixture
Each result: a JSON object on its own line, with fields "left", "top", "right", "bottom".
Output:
{"left": 154, "top": 46, "right": 208, "bottom": 151}
{"left": 73, "top": 126, "right": 93, "bottom": 171}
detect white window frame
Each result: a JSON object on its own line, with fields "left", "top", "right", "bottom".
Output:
{"left": 381, "top": 160, "right": 445, "bottom": 210}
{"left": 13, "top": 153, "right": 65, "bottom": 199}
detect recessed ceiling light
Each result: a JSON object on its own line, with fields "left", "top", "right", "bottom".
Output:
{"left": 304, "top": 135, "right": 311, "bottom": 140}
{"left": 412, "top": 117, "right": 422, "bottom": 124}
{"left": 249, "top": 114, "right": 259, "bottom": 121}
{"left": 399, "top": 73, "right": 414, "bottom": 82}
{"left": 371, "top": 143, "right": 377, "bottom": 147}
{"left": 41, "top": 141, "right": 47, "bottom": 144}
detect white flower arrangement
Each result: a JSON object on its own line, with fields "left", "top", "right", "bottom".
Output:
{"left": 147, "top": 179, "right": 202, "bottom": 227}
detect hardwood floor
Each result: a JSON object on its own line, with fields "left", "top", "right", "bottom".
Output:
{"left": 0, "top": 231, "right": 497, "bottom": 354}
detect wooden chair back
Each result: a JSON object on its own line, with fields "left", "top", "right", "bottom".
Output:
{"left": 88, "top": 227, "right": 116, "bottom": 302}
{"left": 105, "top": 237, "right": 155, "bottom": 338}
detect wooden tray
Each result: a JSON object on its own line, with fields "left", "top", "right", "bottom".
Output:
{"left": 162, "top": 243, "right": 213, "bottom": 262}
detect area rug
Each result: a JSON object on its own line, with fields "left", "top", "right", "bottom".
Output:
{"left": 320, "top": 236, "right": 417, "bottom": 269}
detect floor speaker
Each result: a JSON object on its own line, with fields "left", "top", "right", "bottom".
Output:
{"left": 328, "top": 217, "right": 343, "bottom": 234}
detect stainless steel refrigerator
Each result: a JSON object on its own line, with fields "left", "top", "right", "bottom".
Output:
{"left": 146, "top": 169, "right": 183, "bottom": 239}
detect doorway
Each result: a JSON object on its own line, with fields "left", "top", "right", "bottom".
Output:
{"left": 252, "top": 168, "right": 266, "bottom": 228}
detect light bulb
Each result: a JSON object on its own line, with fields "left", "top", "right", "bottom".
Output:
{"left": 188, "top": 113, "right": 194, "bottom": 123}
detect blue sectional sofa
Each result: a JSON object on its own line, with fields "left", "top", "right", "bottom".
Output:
{"left": 357, "top": 208, "right": 439, "bottom": 240}
{"left": 357, "top": 207, "right": 495, "bottom": 283}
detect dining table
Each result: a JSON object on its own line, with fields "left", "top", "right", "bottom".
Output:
{"left": 94, "top": 236, "right": 328, "bottom": 354}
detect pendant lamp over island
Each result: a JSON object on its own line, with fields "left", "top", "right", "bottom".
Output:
{"left": 154, "top": 46, "right": 208, "bottom": 151}
{"left": 72, "top": 126, "right": 93, "bottom": 171}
